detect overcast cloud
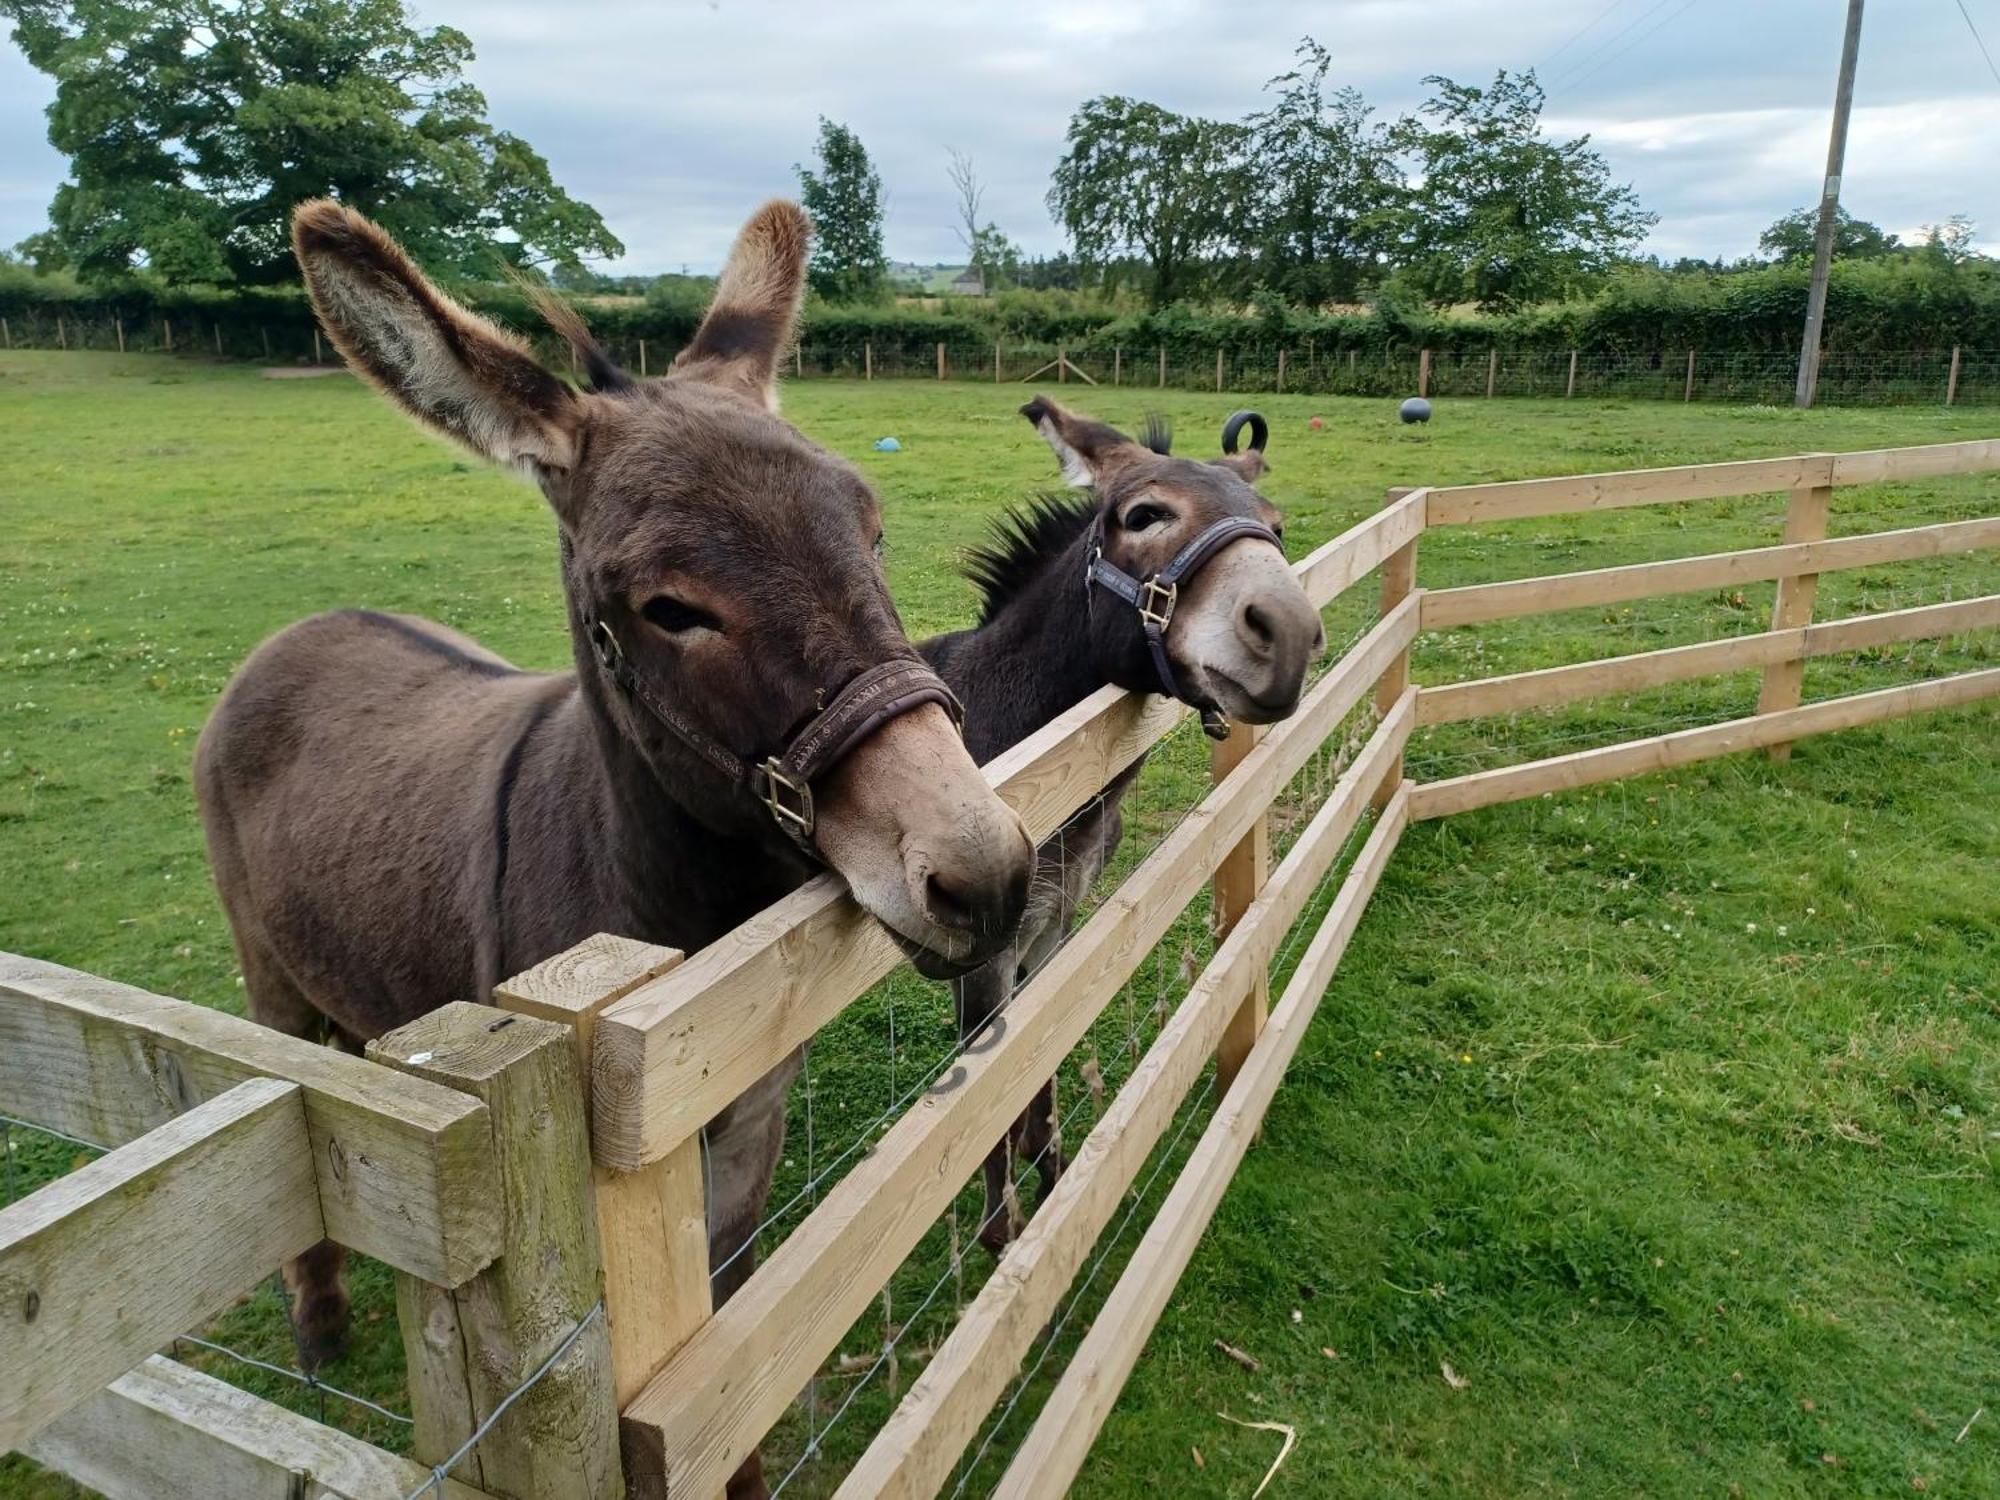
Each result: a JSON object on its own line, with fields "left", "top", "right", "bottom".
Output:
{"left": 3, "top": 0, "right": 1996, "bottom": 274}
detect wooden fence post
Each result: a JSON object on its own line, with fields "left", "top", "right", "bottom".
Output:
{"left": 213, "top": 324, "right": 223, "bottom": 356}
{"left": 994, "top": 340, "right": 1002, "bottom": 383}
{"left": 117, "top": 318, "right": 127, "bottom": 354}
{"left": 1565, "top": 348, "right": 1578, "bottom": 398}
{"left": 496, "top": 936, "right": 711, "bottom": 1421}
{"left": 1157, "top": 345, "right": 1166, "bottom": 388}
{"left": 863, "top": 341, "right": 872, "bottom": 381}
{"left": 792, "top": 344, "right": 800, "bottom": 380}
{"left": 1276, "top": 348, "right": 1287, "bottom": 393}
{"left": 370, "top": 1004, "right": 621, "bottom": 1500}
{"left": 1756, "top": 455, "right": 1837, "bottom": 762}
{"left": 260, "top": 325, "right": 270, "bottom": 359}
{"left": 1487, "top": 348, "right": 1498, "bottom": 398}
{"left": 1946, "top": 344, "right": 1961, "bottom": 406}
{"left": 1685, "top": 348, "right": 1698, "bottom": 402}
{"left": 164, "top": 319, "right": 174, "bottom": 353}
{"left": 2, "top": 316, "right": 10, "bottom": 348}
{"left": 1114, "top": 346, "right": 1122, "bottom": 386}
{"left": 1374, "top": 487, "right": 1422, "bottom": 807}
{"left": 937, "top": 341, "right": 946, "bottom": 381}
{"left": 1210, "top": 724, "right": 1269, "bottom": 1095}
{"left": 1059, "top": 345, "right": 1068, "bottom": 385}
{"left": 639, "top": 339, "right": 649, "bottom": 377}
{"left": 1215, "top": 347, "right": 1224, "bottom": 392}
{"left": 311, "top": 327, "right": 320, "bottom": 364}
{"left": 1418, "top": 347, "right": 1431, "bottom": 398}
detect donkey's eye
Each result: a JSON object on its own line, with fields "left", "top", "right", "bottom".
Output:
{"left": 641, "top": 595, "right": 721, "bottom": 635}
{"left": 1121, "top": 503, "right": 1172, "bottom": 532}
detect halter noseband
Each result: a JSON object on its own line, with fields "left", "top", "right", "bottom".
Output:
{"left": 583, "top": 612, "right": 963, "bottom": 858}
{"left": 1084, "top": 512, "right": 1285, "bottom": 741}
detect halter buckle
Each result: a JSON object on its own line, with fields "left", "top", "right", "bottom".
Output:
{"left": 1137, "top": 577, "right": 1178, "bottom": 630}
{"left": 756, "top": 758, "right": 815, "bottom": 838}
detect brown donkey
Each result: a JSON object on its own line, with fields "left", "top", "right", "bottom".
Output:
{"left": 195, "top": 202, "right": 1034, "bottom": 1421}
{"left": 923, "top": 398, "right": 1322, "bottom": 1250}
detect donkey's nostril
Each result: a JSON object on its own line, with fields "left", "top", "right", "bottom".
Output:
{"left": 1237, "top": 601, "right": 1277, "bottom": 654}
{"left": 923, "top": 870, "right": 977, "bottom": 931}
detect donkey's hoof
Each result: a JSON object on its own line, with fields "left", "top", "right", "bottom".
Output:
{"left": 726, "top": 1450, "right": 770, "bottom": 1500}
{"left": 979, "top": 1215, "right": 1017, "bottom": 1257}
{"left": 291, "top": 1298, "right": 353, "bottom": 1371}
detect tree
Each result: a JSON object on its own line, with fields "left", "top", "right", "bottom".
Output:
{"left": 2, "top": 0, "right": 621, "bottom": 285}
{"left": 1917, "top": 215, "right": 1978, "bottom": 267}
{"left": 1758, "top": 206, "right": 1900, "bottom": 263}
{"left": 946, "top": 147, "right": 1019, "bottom": 292}
{"left": 1245, "top": 38, "right": 1400, "bottom": 305}
{"left": 1386, "top": 70, "right": 1654, "bottom": 309}
{"left": 796, "top": 118, "right": 887, "bottom": 300}
{"left": 1048, "top": 96, "right": 1249, "bottom": 307}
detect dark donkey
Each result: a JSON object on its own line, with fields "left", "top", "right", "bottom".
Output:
{"left": 922, "top": 396, "right": 1323, "bottom": 1251}
{"left": 195, "top": 202, "right": 1034, "bottom": 1406}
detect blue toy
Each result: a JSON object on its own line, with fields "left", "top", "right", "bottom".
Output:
{"left": 874, "top": 436, "right": 902, "bottom": 452}
{"left": 1399, "top": 398, "right": 1432, "bottom": 425}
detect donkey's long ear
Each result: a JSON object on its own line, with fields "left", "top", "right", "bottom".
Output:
{"left": 291, "top": 200, "right": 581, "bottom": 473}
{"left": 673, "top": 200, "right": 810, "bottom": 409}
{"left": 1020, "top": 395, "right": 1147, "bottom": 488}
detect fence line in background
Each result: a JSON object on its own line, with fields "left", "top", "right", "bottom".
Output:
{"left": 3, "top": 312, "right": 1997, "bottom": 407}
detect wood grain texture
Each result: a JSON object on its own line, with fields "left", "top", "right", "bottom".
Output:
{"left": 1292, "top": 488, "right": 1426, "bottom": 610}
{"left": 497, "top": 938, "right": 712, "bottom": 1412}
{"left": 1209, "top": 721, "right": 1268, "bottom": 1094}
{"left": 0, "top": 952, "right": 497, "bottom": 1284}
{"left": 1372, "top": 488, "right": 1421, "bottom": 809}
{"left": 1757, "top": 479, "right": 1835, "bottom": 761}
{"left": 371, "top": 1004, "right": 621, "bottom": 1500}
{"left": 1409, "top": 669, "right": 2000, "bottom": 820}
{"left": 835, "top": 710, "right": 1412, "bottom": 1500}
{"left": 993, "top": 787, "right": 1412, "bottom": 1499}
{"left": 1421, "top": 516, "right": 2000, "bottom": 629}
{"left": 1427, "top": 453, "right": 1835, "bottom": 526}
{"left": 0, "top": 1077, "right": 323, "bottom": 1451}
{"left": 24, "top": 1354, "right": 492, "bottom": 1500}
{"left": 1829, "top": 437, "right": 2000, "bottom": 486}
{"left": 618, "top": 666, "right": 1422, "bottom": 1500}
{"left": 1415, "top": 594, "right": 2000, "bottom": 725}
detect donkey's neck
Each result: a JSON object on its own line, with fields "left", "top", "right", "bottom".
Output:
{"left": 922, "top": 529, "right": 1108, "bottom": 765}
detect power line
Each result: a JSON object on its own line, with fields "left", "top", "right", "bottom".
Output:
{"left": 1551, "top": 0, "right": 1704, "bottom": 97}
{"left": 1952, "top": 0, "right": 2000, "bottom": 89}
{"left": 1545, "top": 0, "right": 1683, "bottom": 91}
{"left": 1538, "top": 0, "right": 1636, "bottom": 72}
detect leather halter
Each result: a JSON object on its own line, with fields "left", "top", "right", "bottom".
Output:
{"left": 583, "top": 612, "right": 963, "bottom": 857}
{"left": 1084, "top": 512, "right": 1285, "bottom": 741}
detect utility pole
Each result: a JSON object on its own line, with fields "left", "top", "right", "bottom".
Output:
{"left": 1794, "top": 0, "right": 1864, "bottom": 409}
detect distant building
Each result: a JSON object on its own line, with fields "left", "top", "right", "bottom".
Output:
{"left": 947, "top": 266, "right": 986, "bottom": 297}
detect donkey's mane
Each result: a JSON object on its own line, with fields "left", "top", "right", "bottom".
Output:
{"left": 962, "top": 492, "right": 1097, "bottom": 625}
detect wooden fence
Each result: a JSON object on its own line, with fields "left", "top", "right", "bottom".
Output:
{"left": 3, "top": 439, "right": 1996, "bottom": 1499}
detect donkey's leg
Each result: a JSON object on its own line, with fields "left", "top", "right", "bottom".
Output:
{"left": 954, "top": 961, "right": 1024, "bottom": 1255}
{"left": 238, "top": 937, "right": 354, "bottom": 1369}
{"left": 702, "top": 1051, "right": 804, "bottom": 1500}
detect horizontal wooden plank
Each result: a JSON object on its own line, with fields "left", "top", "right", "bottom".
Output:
{"left": 1427, "top": 453, "right": 1833, "bottom": 526}
{"left": 993, "top": 785, "right": 1413, "bottom": 1499}
{"left": 1293, "top": 487, "right": 1427, "bottom": 609}
{"left": 1830, "top": 438, "right": 2000, "bottom": 487}
{"left": 1422, "top": 516, "right": 2000, "bottom": 629}
{"left": 593, "top": 595, "right": 1416, "bottom": 1171}
{"left": 1417, "top": 594, "right": 2000, "bottom": 725}
{"left": 0, "top": 954, "right": 499, "bottom": 1286}
{"left": 23, "top": 1354, "right": 491, "bottom": 1500}
{"left": 1409, "top": 668, "right": 2000, "bottom": 820}
{"left": 1, "top": 1077, "right": 323, "bottom": 1452}
{"left": 837, "top": 709, "right": 1412, "bottom": 1500}
{"left": 618, "top": 674, "right": 1424, "bottom": 1500}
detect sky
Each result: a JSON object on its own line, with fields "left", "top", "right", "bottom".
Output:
{"left": 3, "top": 0, "right": 1998, "bottom": 275}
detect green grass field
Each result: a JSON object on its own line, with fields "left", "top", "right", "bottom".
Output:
{"left": 2, "top": 350, "right": 1996, "bottom": 1498}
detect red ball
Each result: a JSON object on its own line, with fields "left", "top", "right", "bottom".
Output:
{"left": 1308, "top": 416, "right": 1325, "bottom": 430}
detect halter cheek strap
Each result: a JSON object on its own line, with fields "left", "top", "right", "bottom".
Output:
{"left": 1085, "top": 513, "right": 1285, "bottom": 740}
{"left": 583, "top": 613, "right": 963, "bottom": 858}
